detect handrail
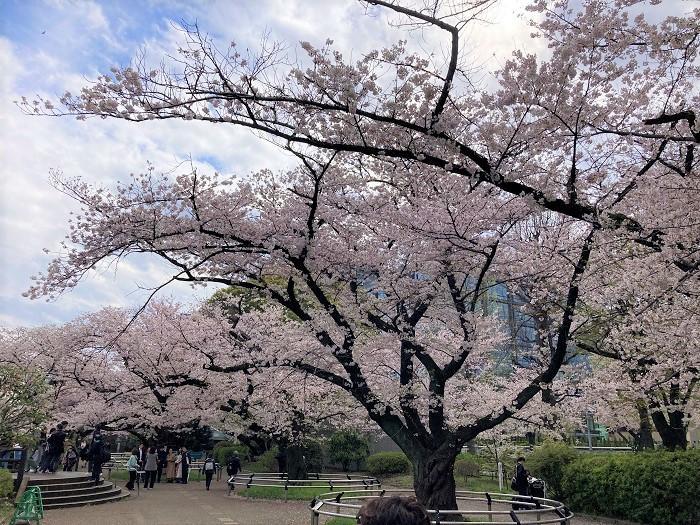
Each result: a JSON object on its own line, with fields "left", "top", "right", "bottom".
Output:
{"left": 227, "top": 472, "right": 381, "bottom": 498}
{"left": 309, "top": 488, "right": 574, "bottom": 525}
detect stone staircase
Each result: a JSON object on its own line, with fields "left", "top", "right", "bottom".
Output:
{"left": 27, "top": 472, "right": 129, "bottom": 510}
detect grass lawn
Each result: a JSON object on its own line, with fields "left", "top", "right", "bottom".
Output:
{"left": 228, "top": 473, "right": 504, "bottom": 503}
{"left": 324, "top": 519, "right": 356, "bottom": 525}
{"left": 237, "top": 485, "right": 325, "bottom": 501}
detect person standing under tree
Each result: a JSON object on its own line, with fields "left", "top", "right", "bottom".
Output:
{"left": 165, "top": 447, "right": 176, "bottom": 483}
{"left": 88, "top": 430, "right": 105, "bottom": 484}
{"left": 49, "top": 423, "right": 66, "bottom": 473}
{"left": 125, "top": 448, "right": 138, "bottom": 492}
{"left": 156, "top": 445, "right": 167, "bottom": 483}
{"left": 180, "top": 447, "right": 190, "bottom": 484}
{"left": 78, "top": 439, "right": 88, "bottom": 469}
{"left": 201, "top": 454, "right": 216, "bottom": 491}
{"left": 512, "top": 456, "right": 530, "bottom": 511}
{"left": 175, "top": 449, "right": 183, "bottom": 482}
{"left": 144, "top": 446, "right": 158, "bottom": 489}
{"left": 63, "top": 445, "right": 78, "bottom": 471}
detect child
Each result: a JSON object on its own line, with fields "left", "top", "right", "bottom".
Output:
{"left": 63, "top": 446, "right": 78, "bottom": 471}
{"left": 125, "top": 448, "right": 138, "bottom": 491}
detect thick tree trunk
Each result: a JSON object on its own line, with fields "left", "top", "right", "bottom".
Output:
{"left": 651, "top": 410, "right": 688, "bottom": 450}
{"left": 634, "top": 404, "right": 655, "bottom": 450}
{"left": 286, "top": 444, "right": 308, "bottom": 479}
{"left": 412, "top": 448, "right": 459, "bottom": 511}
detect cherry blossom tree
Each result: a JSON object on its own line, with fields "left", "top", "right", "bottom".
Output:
{"left": 17, "top": 0, "right": 700, "bottom": 509}
{"left": 0, "top": 303, "right": 229, "bottom": 436}
{"left": 23, "top": 156, "right": 611, "bottom": 509}
{"left": 0, "top": 302, "right": 365, "bottom": 461}
{"left": 574, "top": 287, "right": 699, "bottom": 450}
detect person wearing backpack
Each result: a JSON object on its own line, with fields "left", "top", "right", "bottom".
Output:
{"left": 201, "top": 454, "right": 216, "bottom": 490}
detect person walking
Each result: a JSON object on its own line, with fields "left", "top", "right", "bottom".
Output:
{"left": 144, "top": 446, "right": 158, "bottom": 489}
{"left": 156, "top": 446, "right": 167, "bottom": 483}
{"left": 88, "top": 430, "right": 105, "bottom": 484}
{"left": 512, "top": 456, "right": 530, "bottom": 511}
{"left": 226, "top": 454, "right": 241, "bottom": 478}
{"left": 201, "top": 454, "right": 216, "bottom": 491}
{"left": 125, "top": 448, "right": 139, "bottom": 492}
{"left": 180, "top": 447, "right": 191, "bottom": 484}
{"left": 165, "top": 448, "right": 177, "bottom": 482}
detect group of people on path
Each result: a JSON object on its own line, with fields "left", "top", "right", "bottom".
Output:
{"left": 124, "top": 446, "right": 241, "bottom": 492}
{"left": 125, "top": 445, "right": 192, "bottom": 491}
{"left": 31, "top": 424, "right": 110, "bottom": 484}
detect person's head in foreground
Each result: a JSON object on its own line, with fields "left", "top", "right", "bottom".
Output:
{"left": 358, "top": 496, "right": 431, "bottom": 525}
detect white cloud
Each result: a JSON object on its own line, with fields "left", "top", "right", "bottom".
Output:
{"left": 0, "top": 1, "right": 542, "bottom": 327}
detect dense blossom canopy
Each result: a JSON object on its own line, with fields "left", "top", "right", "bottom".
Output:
{"left": 13, "top": 0, "right": 700, "bottom": 508}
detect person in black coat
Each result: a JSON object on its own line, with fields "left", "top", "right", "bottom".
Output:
{"left": 46, "top": 424, "right": 66, "bottom": 473}
{"left": 88, "top": 431, "right": 105, "bottom": 484}
{"left": 226, "top": 455, "right": 241, "bottom": 477}
{"left": 512, "top": 456, "right": 530, "bottom": 511}
{"left": 137, "top": 443, "right": 148, "bottom": 469}
{"left": 156, "top": 446, "right": 167, "bottom": 483}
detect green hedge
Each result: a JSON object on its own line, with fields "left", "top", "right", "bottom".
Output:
{"left": 246, "top": 448, "right": 279, "bottom": 473}
{"left": 527, "top": 441, "right": 577, "bottom": 500}
{"left": 0, "top": 469, "right": 13, "bottom": 499}
{"left": 327, "top": 431, "right": 370, "bottom": 472}
{"left": 561, "top": 450, "right": 700, "bottom": 525}
{"left": 213, "top": 444, "right": 249, "bottom": 465}
{"left": 366, "top": 452, "right": 411, "bottom": 477}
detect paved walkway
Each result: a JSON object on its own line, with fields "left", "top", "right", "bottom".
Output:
{"left": 39, "top": 477, "right": 624, "bottom": 525}
{"left": 42, "top": 479, "right": 310, "bottom": 525}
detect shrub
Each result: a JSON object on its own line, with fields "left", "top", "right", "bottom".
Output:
{"left": 366, "top": 452, "right": 411, "bottom": 477}
{"left": 561, "top": 450, "right": 700, "bottom": 525}
{"left": 213, "top": 444, "right": 249, "bottom": 465}
{"left": 246, "top": 447, "right": 280, "bottom": 472}
{"left": 454, "top": 458, "right": 480, "bottom": 483}
{"left": 302, "top": 439, "right": 324, "bottom": 473}
{"left": 327, "top": 431, "right": 370, "bottom": 471}
{"left": 526, "top": 441, "right": 577, "bottom": 500}
{"left": 0, "top": 469, "right": 12, "bottom": 499}
{"left": 213, "top": 440, "right": 237, "bottom": 450}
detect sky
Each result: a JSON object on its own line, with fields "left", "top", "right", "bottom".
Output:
{"left": 0, "top": 0, "right": 543, "bottom": 328}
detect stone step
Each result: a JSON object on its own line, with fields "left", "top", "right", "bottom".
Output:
{"left": 40, "top": 481, "right": 115, "bottom": 499}
{"left": 42, "top": 485, "right": 123, "bottom": 506}
{"left": 27, "top": 474, "right": 92, "bottom": 486}
{"left": 30, "top": 479, "right": 105, "bottom": 491}
{"left": 43, "top": 489, "right": 129, "bottom": 510}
